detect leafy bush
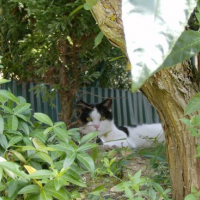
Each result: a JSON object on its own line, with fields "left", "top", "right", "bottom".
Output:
{"left": 0, "top": 79, "right": 98, "bottom": 200}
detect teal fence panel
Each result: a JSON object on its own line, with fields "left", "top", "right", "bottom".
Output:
{"left": 0, "top": 81, "right": 160, "bottom": 126}
{"left": 0, "top": 81, "right": 61, "bottom": 122}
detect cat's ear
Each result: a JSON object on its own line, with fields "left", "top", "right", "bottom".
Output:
{"left": 76, "top": 100, "right": 88, "bottom": 108}
{"left": 101, "top": 98, "right": 112, "bottom": 110}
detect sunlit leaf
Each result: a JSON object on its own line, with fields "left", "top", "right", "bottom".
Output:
{"left": 122, "top": 0, "right": 197, "bottom": 91}
{"left": 0, "top": 90, "right": 20, "bottom": 103}
{"left": 33, "top": 113, "right": 53, "bottom": 126}
{"left": 29, "top": 170, "right": 53, "bottom": 179}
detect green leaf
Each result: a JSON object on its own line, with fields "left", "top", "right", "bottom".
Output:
{"left": 32, "top": 138, "right": 48, "bottom": 153}
{"left": 122, "top": 0, "right": 197, "bottom": 91}
{"left": 94, "top": 31, "right": 104, "bottom": 48}
{"left": 65, "top": 174, "right": 86, "bottom": 187}
{"left": 43, "top": 126, "right": 54, "bottom": 135}
{"left": 80, "top": 131, "right": 98, "bottom": 144}
{"left": 149, "top": 187, "right": 157, "bottom": 200}
{"left": 0, "top": 79, "right": 10, "bottom": 84}
{"left": 85, "top": 0, "right": 98, "bottom": 7}
{"left": 185, "top": 93, "right": 200, "bottom": 115}
{"left": 84, "top": 3, "right": 92, "bottom": 10}
{"left": 13, "top": 103, "right": 31, "bottom": 115}
{"left": 49, "top": 142, "right": 74, "bottom": 154}
{"left": 18, "top": 185, "right": 40, "bottom": 194}
{"left": 8, "top": 136, "right": 23, "bottom": 147}
{"left": 0, "top": 114, "right": 4, "bottom": 134}
{"left": 10, "top": 150, "right": 27, "bottom": 163}
{"left": 77, "top": 152, "right": 95, "bottom": 175}
{"left": 33, "top": 113, "right": 53, "bottom": 126}
{"left": 40, "top": 189, "right": 53, "bottom": 200}
{"left": 124, "top": 186, "right": 134, "bottom": 199}
{"left": 0, "top": 105, "right": 13, "bottom": 114}
{"left": 0, "top": 134, "right": 8, "bottom": 149}
{"left": 54, "top": 127, "right": 69, "bottom": 143}
{"left": 0, "top": 90, "right": 20, "bottom": 103}
{"left": 44, "top": 186, "right": 71, "bottom": 200}
{"left": 7, "top": 115, "right": 18, "bottom": 131}
{"left": 36, "top": 152, "right": 53, "bottom": 165}
{"left": 0, "top": 160, "right": 29, "bottom": 180}
{"left": 162, "top": 30, "right": 200, "bottom": 67}
{"left": 192, "top": 114, "right": 200, "bottom": 126}
{"left": 18, "top": 120, "right": 30, "bottom": 135}
{"left": 78, "top": 143, "right": 98, "bottom": 152}
{"left": 184, "top": 194, "right": 198, "bottom": 200}
{"left": 179, "top": 118, "right": 191, "bottom": 126}
{"left": 63, "top": 152, "right": 76, "bottom": 169}
{"left": 29, "top": 170, "right": 53, "bottom": 179}
{"left": 54, "top": 177, "right": 69, "bottom": 191}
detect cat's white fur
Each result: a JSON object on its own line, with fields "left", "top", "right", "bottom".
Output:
{"left": 80, "top": 108, "right": 165, "bottom": 149}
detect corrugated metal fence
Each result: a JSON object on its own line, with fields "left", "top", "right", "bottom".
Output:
{"left": 0, "top": 81, "right": 160, "bottom": 126}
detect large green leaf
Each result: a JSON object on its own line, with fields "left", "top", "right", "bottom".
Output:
{"left": 53, "top": 127, "right": 69, "bottom": 143}
{"left": 7, "top": 115, "right": 18, "bottom": 131}
{"left": 33, "top": 113, "right": 53, "bottom": 126}
{"left": 162, "top": 30, "right": 200, "bottom": 67}
{"left": 18, "top": 185, "right": 40, "bottom": 194}
{"left": 0, "top": 90, "right": 20, "bottom": 103}
{"left": 7, "top": 136, "right": 23, "bottom": 148}
{"left": 79, "top": 131, "right": 98, "bottom": 144}
{"left": 77, "top": 152, "right": 95, "bottom": 175}
{"left": 13, "top": 103, "right": 31, "bottom": 115}
{"left": 0, "top": 79, "right": 10, "bottom": 84}
{"left": 44, "top": 186, "right": 71, "bottom": 200}
{"left": 63, "top": 152, "right": 76, "bottom": 169}
{"left": 65, "top": 174, "right": 86, "bottom": 187}
{"left": 0, "top": 160, "right": 29, "bottom": 180}
{"left": 122, "top": 0, "right": 197, "bottom": 91}
{"left": 29, "top": 170, "right": 53, "bottom": 179}
{"left": 40, "top": 189, "right": 53, "bottom": 200}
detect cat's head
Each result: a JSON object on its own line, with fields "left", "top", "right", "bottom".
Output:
{"left": 77, "top": 98, "right": 113, "bottom": 136}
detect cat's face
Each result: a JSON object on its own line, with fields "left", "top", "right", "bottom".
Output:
{"left": 77, "top": 99, "right": 113, "bottom": 136}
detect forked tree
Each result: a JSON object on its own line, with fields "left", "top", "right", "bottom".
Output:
{"left": 91, "top": 0, "right": 200, "bottom": 199}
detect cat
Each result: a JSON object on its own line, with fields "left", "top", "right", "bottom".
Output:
{"left": 77, "top": 98, "right": 165, "bottom": 149}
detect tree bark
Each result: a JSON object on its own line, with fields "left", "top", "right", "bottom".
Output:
{"left": 91, "top": 1, "right": 200, "bottom": 199}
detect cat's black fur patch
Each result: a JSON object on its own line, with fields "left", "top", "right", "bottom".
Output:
{"left": 77, "top": 99, "right": 113, "bottom": 124}
{"left": 96, "top": 137, "right": 103, "bottom": 145}
{"left": 118, "top": 126, "right": 130, "bottom": 136}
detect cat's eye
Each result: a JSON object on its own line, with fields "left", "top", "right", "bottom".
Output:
{"left": 100, "top": 116, "right": 106, "bottom": 121}
{"left": 86, "top": 117, "right": 92, "bottom": 122}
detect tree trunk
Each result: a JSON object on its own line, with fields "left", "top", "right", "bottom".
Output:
{"left": 57, "top": 39, "right": 78, "bottom": 127}
{"left": 91, "top": 1, "right": 200, "bottom": 199}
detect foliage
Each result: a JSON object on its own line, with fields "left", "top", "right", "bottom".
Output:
{"left": 0, "top": 81, "right": 171, "bottom": 200}
{"left": 0, "top": 80, "right": 98, "bottom": 199}
{"left": 0, "top": 0, "right": 130, "bottom": 90}
{"left": 122, "top": 0, "right": 199, "bottom": 91}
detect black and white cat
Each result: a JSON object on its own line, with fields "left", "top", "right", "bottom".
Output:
{"left": 77, "top": 98, "right": 165, "bottom": 149}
